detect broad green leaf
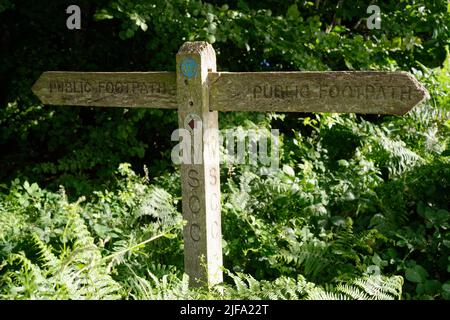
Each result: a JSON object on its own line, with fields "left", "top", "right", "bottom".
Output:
{"left": 282, "top": 165, "right": 295, "bottom": 177}
{"left": 405, "top": 265, "right": 428, "bottom": 283}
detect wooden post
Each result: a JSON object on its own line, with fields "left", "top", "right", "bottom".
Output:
{"left": 176, "top": 42, "right": 222, "bottom": 287}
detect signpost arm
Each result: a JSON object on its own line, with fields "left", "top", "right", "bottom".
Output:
{"left": 176, "top": 42, "right": 223, "bottom": 287}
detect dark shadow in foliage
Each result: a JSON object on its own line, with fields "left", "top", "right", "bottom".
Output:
{"left": 0, "top": 0, "right": 179, "bottom": 198}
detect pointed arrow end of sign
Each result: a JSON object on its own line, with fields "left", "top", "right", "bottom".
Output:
{"left": 31, "top": 72, "right": 48, "bottom": 104}
{"left": 406, "top": 71, "right": 430, "bottom": 99}
{"left": 408, "top": 72, "right": 430, "bottom": 101}
{"left": 31, "top": 82, "right": 40, "bottom": 100}
{"left": 394, "top": 72, "right": 430, "bottom": 115}
{"left": 31, "top": 77, "right": 39, "bottom": 93}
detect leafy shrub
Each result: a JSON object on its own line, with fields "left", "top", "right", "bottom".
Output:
{"left": 0, "top": 165, "right": 182, "bottom": 299}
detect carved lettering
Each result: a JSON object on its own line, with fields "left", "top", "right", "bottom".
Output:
{"left": 252, "top": 84, "right": 414, "bottom": 101}
{"left": 319, "top": 84, "right": 328, "bottom": 99}
{"left": 211, "top": 221, "right": 220, "bottom": 239}
{"left": 65, "top": 82, "right": 73, "bottom": 93}
{"left": 253, "top": 85, "right": 262, "bottom": 98}
{"left": 254, "top": 84, "right": 310, "bottom": 99}
{"left": 46, "top": 80, "right": 416, "bottom": 103}
{"left": 377, "top": 86, "right": 386, "bottom": 99}
{"left": 274, "top": 85, "right": 283, "bottom": 98}
{"left": 188, "top": 169, "right": 200, "bottom": 188}
{"left": 298, "top": 84, "right": 310, "bottom": 98}
{"left": 357, "top": 86, "right": 365, "bottom": 99}
{"left": 329, "top": 85, "right": 339, "bottom": 98}
{"left": 365, "top": 85, "right": 375, "bottom": 99}
{"left": 210, "top": 192, "right": 219, "bottom": 211}
{"left": 209, "top": 167, "right": 217, "bottom": 185}
{"left": 342, "top": 85, "right": 352, "bottom": 98}
{"left": 401, "top": 86, "right": 411, "bottom": 101}
{"left": 189, "top": 195, "right": 200, "bottom": 214}
{"left": 48, "top": 80, "right": 175, "bottom": 96}
{"left": 190, "top": 223, "right": 200, "bottom": 242}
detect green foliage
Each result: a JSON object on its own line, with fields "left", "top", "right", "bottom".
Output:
{"left": 118, "top": 268, "right": 403, "bottom": 300}
{"left": 1, "top": 0, "right": 449, "bottom": 193}
{"left": 0, "top": 166, "right": 406, "bottom": 300}
{"left": 0, "top": 186, "right": 122, "bottom": 299}
{"left": 221, "top": 272, "right": 314, "bottom": 300}
{"left": 0, "top": 167, "right": 182, "bottom": 299}
{"left": 307, "top": 274, "right": 404, "bottom": 300}
{"left": 0, "top": 0, "right": 13, "bottom": 13}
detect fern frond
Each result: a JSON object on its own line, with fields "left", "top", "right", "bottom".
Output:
{"left": 31, "top": 233, "right": 60, "bottom": 270}
{"left": 336, "top": 283, "right": 373, "bottom": 300}
{"left": 352, "top": 275, "right": 403, "bottom": 300}
{"left": 307, "top": 288, "right": 350, "bottom": 300}
{"left": 276, "top": 241, "right": 330, "bottom": 279}
{"left": 229, "top": 272, "right": 250, "bottom": 293}
{"left": 306, "top": 274, "right": 404, "bottom": 300}
{"left": 137, "top": 187, "right": 179, "bottom": 227}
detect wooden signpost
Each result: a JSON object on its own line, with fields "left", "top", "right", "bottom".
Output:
{"left": 32, "top": 41, "right": 429, "bottom": 288}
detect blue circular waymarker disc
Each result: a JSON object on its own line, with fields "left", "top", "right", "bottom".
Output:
{"left": 181, "top": 57, "right": 198, "bottom": 79}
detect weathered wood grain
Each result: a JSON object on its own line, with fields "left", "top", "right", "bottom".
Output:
{"left": 177, "top": 42, "right": 223, "bottom": 287}
{"left": 32, "top": 71, "right": 177, "bottom": 108}
{"left": 209, "top": 71, "right": 429, "bottom": 115}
